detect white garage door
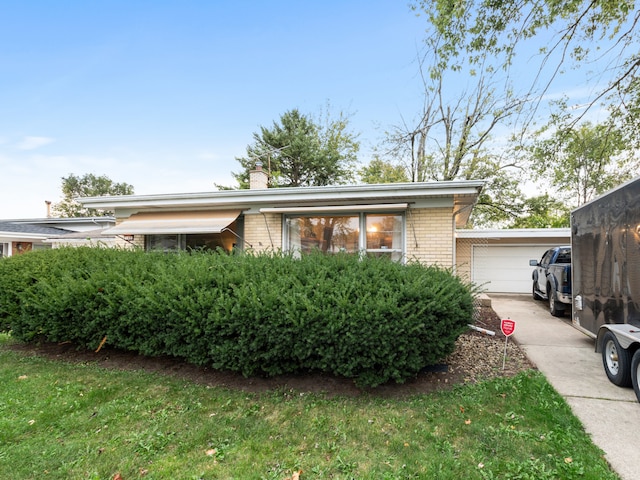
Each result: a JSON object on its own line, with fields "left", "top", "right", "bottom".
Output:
{"left": 472, "top": 244, "right": 557, "bottom": 293}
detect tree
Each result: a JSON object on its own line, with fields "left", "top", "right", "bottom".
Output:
{"left": 509, "top": 195, "right": 570, "bottom": 228}
{"left": 381, "top": 55, "right": 526, "bottom": 226}
{"left": 359, "top": 157, "right": 409, "bottom": 184}
{"left": 530, "top": 121, "right": 637, "bottom": 207}
{"left": 385, "top": 0, "right": 639, "bottom": 226}
{"left": 232, "top": 108, "right": 359, "bottom": 188}
{"left": 52, "top": 173, "right": 134, "bottom": 217}
{"left": 414, "top": 0, "right": 640, "bottom": 133}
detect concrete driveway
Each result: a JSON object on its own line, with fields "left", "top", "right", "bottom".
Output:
{"left": 489, "top": 294, "right": 638, "bottom": 480}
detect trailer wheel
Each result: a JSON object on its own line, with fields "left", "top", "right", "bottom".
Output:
{"left": 602, "top": 331, "right": 632, "bottom": 387}
{"left": 547, "top": 287, "right": 564, "bottom": 317}
{"left": 631, "top": 350, "right": 640, "bottom": 403}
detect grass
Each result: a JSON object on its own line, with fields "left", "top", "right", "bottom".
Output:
{"left": 0, "top": 333, "right": 618, "bottom": 480}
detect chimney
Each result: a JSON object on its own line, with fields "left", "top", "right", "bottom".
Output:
{"left": 249, "top": 161, "right": 269, "bottom": 189}
{"left": 45, "top": 200, "right": 52, "bottom": 218}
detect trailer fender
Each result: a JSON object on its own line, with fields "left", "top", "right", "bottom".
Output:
{"left": 596, "top": 324, "right": 640, "bottom": 353}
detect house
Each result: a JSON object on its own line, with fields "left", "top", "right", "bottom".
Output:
{"left": 79, "top": 165, "right": 485, "bottom": 268}
{"left": 0, "top": 217, "right": 115, "bottom": 257}
{"left": 4, "top": 170, "right": 569, "bottom": 294}
{"left": 78, "top": 168, "right": 572, "bottom": 294}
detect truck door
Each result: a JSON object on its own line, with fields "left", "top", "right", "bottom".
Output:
{"left": 540, "top": 250, "right": 553, "bottom": 286}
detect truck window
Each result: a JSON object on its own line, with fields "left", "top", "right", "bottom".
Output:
{"left": 556, "top": 248, "right": 571, "bottom": 264}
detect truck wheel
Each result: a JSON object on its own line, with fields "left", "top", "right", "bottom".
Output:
{"left": 548, "top": 288, "right": 564, "bottom": 317}
{"left": 602, "top": 331, "right": 632, "bottom": 387}
{"left": 631, "top": 350, "right": 640, "bottom": 403}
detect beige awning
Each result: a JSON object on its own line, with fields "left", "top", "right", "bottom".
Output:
{"left": 105, "top": 210, "right": 241, "bottom": 235}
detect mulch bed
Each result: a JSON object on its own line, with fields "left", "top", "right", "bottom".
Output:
{"left": 6, "top": 306, "right": 535, "bottom": 398}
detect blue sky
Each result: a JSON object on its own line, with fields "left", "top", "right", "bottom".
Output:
{"left": 0, "top": 1, "right": 430, "bottom": 218}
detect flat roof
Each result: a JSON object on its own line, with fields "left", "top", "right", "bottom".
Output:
{"left": 79, "top": 181, "right": 485, "bottom": 210}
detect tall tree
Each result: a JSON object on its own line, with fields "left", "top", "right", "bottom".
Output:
{"left": 52, "top": 173, "right": 134, "bottom": 217}
{"left": 381, "top": 54, "right": 526, "bottom": 226}
{"left": 385, "top": 0, "right": 639, "bottom": 226}
{"left": 530, "top": 121, "right": 637, "bottom": 206}
{"left": 232, "top": 108, "right": 359, "bottom": 188}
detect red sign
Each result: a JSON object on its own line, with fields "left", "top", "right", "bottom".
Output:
{"left": 501, "top": 319, "right": 516, "bottom": 337}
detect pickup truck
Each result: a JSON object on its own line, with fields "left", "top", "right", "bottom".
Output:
{"left": 529, "top": 246, "right": 572, "bottom": 317}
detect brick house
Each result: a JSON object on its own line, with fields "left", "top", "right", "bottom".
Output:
{"left": 80, "top": 165, "right": 485, "bottom": 268}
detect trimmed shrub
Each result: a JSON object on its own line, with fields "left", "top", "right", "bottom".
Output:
{"left": 0, "top": 247, "right": 474, "bottom": 387}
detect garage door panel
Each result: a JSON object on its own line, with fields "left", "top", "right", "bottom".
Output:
{"left": 472, "top": 245, "right": 557, "bottom": 293}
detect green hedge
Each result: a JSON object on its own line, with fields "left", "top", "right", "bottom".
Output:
{"left": 0, "top": 247, "right": 474, "bottom": 387}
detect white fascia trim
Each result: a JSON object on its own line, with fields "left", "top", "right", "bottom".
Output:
{"left": 260, "top": 203, "right": 408, "bottom": 214}
{"left": 10, "top": 217, "right": 116, "bottom": 225}
{"left": 455, "top": 228, "right": 571, "bottom": 239}
{"left": 78, "top": 181, "right": 485, "bottom": 210}
{"left": 0, "top": 233, "right": 52, "bottom": 240}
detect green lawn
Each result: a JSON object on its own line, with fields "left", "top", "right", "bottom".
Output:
{"left": 0, "top": 334, "right": 618, "bottom": 480}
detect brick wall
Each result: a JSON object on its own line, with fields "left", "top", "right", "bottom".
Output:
{"left": 114, "top": 220, "right": 144, "bottom": 250}
{"left": 244, "top": 212, "right": 282, "bottom": 252}
{"left": 108, "top": 207, "right": 457, "bottom": 265}
{"left": 405, "top": 207, "right": 454, "bottom": 266}
{"left": 112, "top": 231, "right": 145, "bottom": 249}
{"left": 454, "top": 237, "right": 473, "bottom": 281}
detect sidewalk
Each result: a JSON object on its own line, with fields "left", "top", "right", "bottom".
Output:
{"left": 489, "top": 294, "right": 638, "bottom": 480}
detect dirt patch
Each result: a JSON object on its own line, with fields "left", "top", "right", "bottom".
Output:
{"left": 6, "top": 306, "right": 534, "bottom": 398}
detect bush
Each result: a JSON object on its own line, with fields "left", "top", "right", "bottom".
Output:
{"left": 0, "top": 247, "right": 474, "bottom": 387}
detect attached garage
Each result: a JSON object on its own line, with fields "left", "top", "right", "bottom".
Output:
{"left": 455, "top": 229, "right": 571, "bottom": 294}
{"left": 471, "top": 244, "right": 564, "bottom": 293}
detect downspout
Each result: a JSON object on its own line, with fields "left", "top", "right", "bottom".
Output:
{"left": 261, "top": 212, "right": 275, "bottom": 249}
{"left": 94, "top": 217, "right": 137, "bottom": 248}
{"left": 451, "top": 203, "right": 476, "bottom": 273}
{"left": 452, "top": 184, "right": 483, "bottom": 271}
{"left": 407, "top": 205, "right": 419, "bottom": 249}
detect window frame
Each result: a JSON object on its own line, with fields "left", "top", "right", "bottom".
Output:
{"left": 144, "top": 218, "right": 244, "bottom": 253}
{"left": 284, "top": 211, "right": 405, "bottom": 261}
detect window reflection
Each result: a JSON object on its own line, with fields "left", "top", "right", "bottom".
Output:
{"left": 288, "top": 216, "right": 359, "bottom": 253}
{"left": 286, "top": 213, "right": 404, "bottom": 261}
{"left": 366, "top": 214, "right": 403, "bottom": 261}
{"left": 145, "top": 220, "right": 241, "bottom": 253}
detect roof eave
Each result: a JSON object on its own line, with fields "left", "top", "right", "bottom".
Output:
{"left": 79, "top": 181, "right": 485, "bottom": 210}
{"left": 455, "top": 228, "right": 571, "bottom": 239}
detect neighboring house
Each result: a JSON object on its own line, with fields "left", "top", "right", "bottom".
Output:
{"left": 43, "top": 228, "right": 118, "bottom": 249}
{"left": 455, "top": 228, "right": 571, "bottom": 293}
{"left": 0, "top": 217, "right": 115, "bottom": 257}
{"left": 79, "top": 165, "right": 485, "bottom": 268}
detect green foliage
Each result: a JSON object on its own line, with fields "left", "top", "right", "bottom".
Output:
{"left": 530, "top": 121, "right": 636, "bottom": 207}
{"left": 359, "top": 157, "right": 409, "bottom": 184}
{"left": 416, "top": 0, "right": 635, "bottom": 82}
{"left": 508, "top": 194, "right": 570, "bottom": 229}
{"left": 231, "top": 106, "right": 360, "bottom": 188}
{"left": 404, "top": 0, "right": 639, "bottom": 228}
{"left": 0, "top": 248, "right": 473, "bottom": 388}
{"left": 52, "top": 173, "right": 134, "bottom": 217}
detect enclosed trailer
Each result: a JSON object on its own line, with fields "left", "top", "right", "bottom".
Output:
{"left": 571, "top": 176, "right": 640, "bottom": 401}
